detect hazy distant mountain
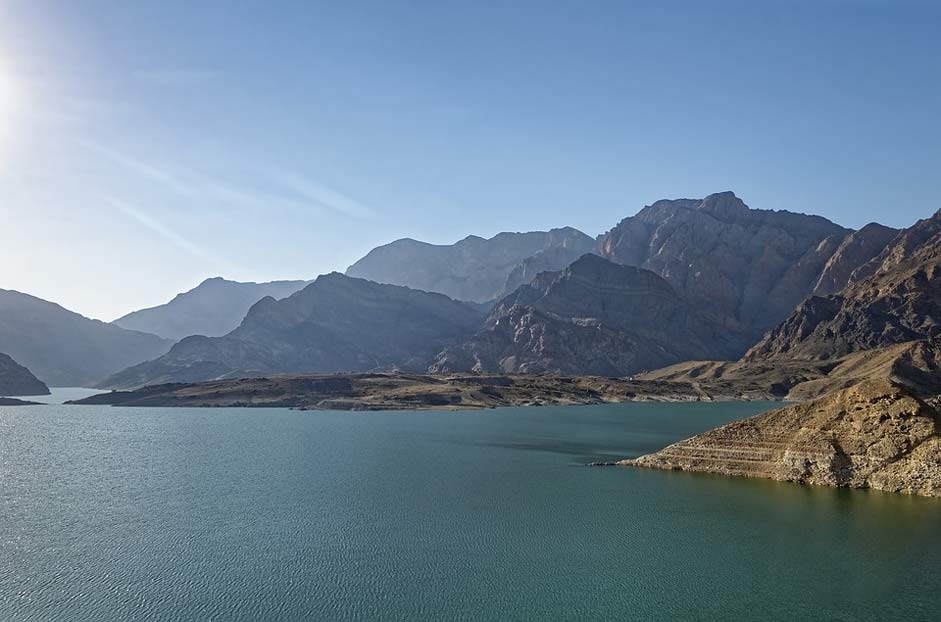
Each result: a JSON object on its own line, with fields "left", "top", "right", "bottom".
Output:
{"left": 346, "top": 227, "right": 597, "bottom": 303}
{"left": 101, "top": 273, "right": 485, "bottom": 389}
{"left": 598, "top": 191, "right": 853, "bottom": 343}
{"left": 746, "top": 210, "right": 941, "bottom": 361}
{"left": 0, "top": 289, "right": 172, "bottom": 387}
{"left": 114, "top": 277, "right": 311, "bottom": 341}
{"left": 431, "top": 254, "right": 746, "bottom": 376}
{"left": 0, "top": 352, "right": 49, "bottom": 396}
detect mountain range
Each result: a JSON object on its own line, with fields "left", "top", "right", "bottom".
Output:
{"left": 0, "top": 289, "right": 172, "bottom": 387}
{"left": 113, "top": 277, "right": 311, "bottom": 341}
{"left": 2, "top": 191, "right": 937, "bottom": 401}
{"left": 346, "top": 227, "right": 597, "bottom": 303}
{"left": 100, "top": 274, "right": 485, "bottom": 389}
{"left": 430, "top": 254, "right": 746, "bottom": 376}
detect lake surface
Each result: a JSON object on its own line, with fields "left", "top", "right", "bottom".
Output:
{"left": 2, "top": 401, "right": 940, "bottom": 621}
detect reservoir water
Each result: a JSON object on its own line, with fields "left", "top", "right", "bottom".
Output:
{"left": 2, "top": 400, "right": 940, "bottom": 621}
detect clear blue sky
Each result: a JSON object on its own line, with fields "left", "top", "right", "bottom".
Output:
{"left": 1, "top": 0, "right": 939, "bottom": 320}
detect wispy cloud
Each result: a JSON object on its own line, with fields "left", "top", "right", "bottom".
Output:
{"left": 106, "top": 197, "right": 233, "bottom": 270}
{"left": 272, "top": 170, "right": 378, "bottom": 220}
{"left": 84, "top": 142, "right": 378, "bottom": 222}
{"left": 83, "top": 141, "right": 193, "bottom": 195}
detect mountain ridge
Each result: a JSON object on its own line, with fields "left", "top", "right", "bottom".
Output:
{"left": 114, "top": 277, "right": 311, "bottom": 341}
{"left": 430, "top": 254, "right": 748, "bottom": 376}
{"left": 746, "top": 210, "right": 941, "bottom": 361}
{"left": 346, "top": 227, "right": 597, "bottom": 303}
{"left": 100, "top": 273, "right": 485, "bottom": 389}
{"left": 0, "top": 352, "right": 50, "bottom": 396}
{"left": 0, "top": 288, "right": 172, "bottom": 387}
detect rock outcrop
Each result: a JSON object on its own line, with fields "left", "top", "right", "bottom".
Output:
{"left": 431, "top": 254, "right": 747, "bottom": 376}
{"left": 746, "top": 211, "right": 941, "bottom": 361}
{"left": 346, "top": 227, "right": 596, "bottom": 303}
{"left": 625, "top": 378, "right": 941, "bottom": 497}
{"left": 0, "top": 289, "right": 172, "bottom": 387}
{"left": 0, "top": 352, "right": 49, "bottom": 396}
{"left": 100, "top": 273, "right": 485, "bottom": 389}
{"left": 114, "top": 277, "right": 310, "bottom": 341}
{"left": 597, "top": 192, "right": 853, "bottom": 342}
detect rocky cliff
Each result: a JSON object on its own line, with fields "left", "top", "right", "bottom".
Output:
{"left": 114, "top": 277, "right": 310, "bottom": 341}
{"left": 100, "top": 273, "right": 485, "bottom": 389}
{"left": 0, "top": 352, "right": 49, "bottom": 396}
{"left": 431, "top": 254, "right": 746, "bottom": 376}
{"left": 626, "top": 376, "right": 941, "bottom": 497}
{"left": 746, "top": 211, "right": 941, "bottom": 361}
{"left": 346, "top": 227, "right": 596, "bottom": 303}
{"left": 811, "top": 223, "right": 899, "bottom": 296}
{"left": 0, "top": 289, "right": 172, "bottom": 387}
{"left": 598, "top": 192, "right": 852, "bottom": 342}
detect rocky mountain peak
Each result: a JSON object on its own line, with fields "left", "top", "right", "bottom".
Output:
{"left": 114, "top": 277, "right": 311, "bottom": 341}
{"left": 431, "top": 254, "right": 746, "bottom": 376}
{"left": 694, "top": 191, "right": 749, "bottom": 221}
{"left": 598, "top": 192, "right": 851, "bottom": 342}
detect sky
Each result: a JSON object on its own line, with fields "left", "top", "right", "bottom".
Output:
{"left": 1, "top": 0, "right": 939, "bottom": 321}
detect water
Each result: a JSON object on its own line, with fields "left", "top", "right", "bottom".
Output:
{"left": 2, "top": 401, "right": 940, "bottom": 621}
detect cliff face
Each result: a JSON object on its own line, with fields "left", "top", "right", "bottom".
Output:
{"left": 626, "top": 377, "right": 941, "bottom": 497}
{"left": 431, "top": 254, "right": 746, "bottom": 376}
{"left": 598, "top": 192, "right": 852, "bottom": 342}
{"left": 346, "top": 227, "right": 596, "bottom": 303}
{"left": 0, "top": 352, "right": 49, "bottom": 396}
{"left": 811, "top": 223, "right": 899, "bottom": 296}
{"left": 114, "top": 277, "right": 311, "bottom": 341}
{"left": 0, "top": 289, "right": 172, "bottom": 387}
{"left": 100, "top": 273, "right": 485, "bottom": 389}
{"left": 746, "top": 211, "right": 941, "bottom": 361}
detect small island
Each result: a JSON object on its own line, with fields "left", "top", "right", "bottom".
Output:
{"left": 67, "top": 371, "right": 774, "bottom": 411}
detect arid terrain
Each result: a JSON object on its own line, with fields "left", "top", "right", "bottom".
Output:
{"left": 70, "top": 371, "right": 765, "bottom": 411}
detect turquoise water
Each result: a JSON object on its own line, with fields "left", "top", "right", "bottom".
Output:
{"left": 2, "top": 401, "right": 940, "bottom": 621}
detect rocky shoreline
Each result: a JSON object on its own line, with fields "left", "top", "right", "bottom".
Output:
{"left": 621, "top": 378, "right": 941, "bottom": 497}
{"left": 619, "top": 341, "right": 941, "bottom": 497}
